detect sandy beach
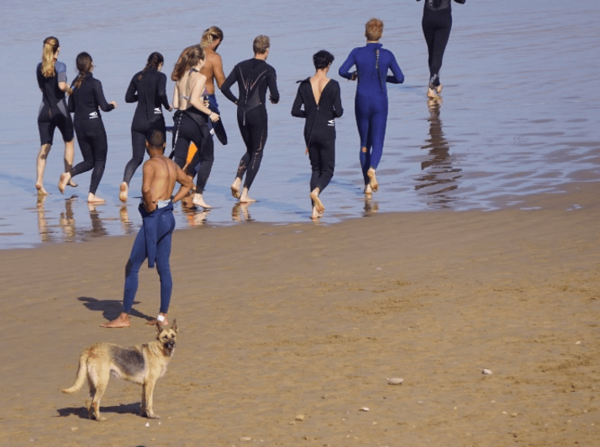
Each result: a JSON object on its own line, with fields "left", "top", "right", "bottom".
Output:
{"left": 0, "top": 182, "right": 597, "bottom": 446}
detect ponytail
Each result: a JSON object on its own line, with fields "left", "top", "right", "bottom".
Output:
{"left": 72, "top": 52, "right": 93, "bottom": 89}
{"left": 41, "top": 36, "right": 60, "bottom": 78}
{"left": 137, "top": 51, "right": 164, "bottom": 81}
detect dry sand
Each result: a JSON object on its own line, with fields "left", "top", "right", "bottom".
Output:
{"left": 0, "top": 183, "right": 599, "bottom": 446}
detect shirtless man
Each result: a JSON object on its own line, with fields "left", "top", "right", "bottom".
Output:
{"left": 101, "top": 129, "right": 193, "bottom": 328}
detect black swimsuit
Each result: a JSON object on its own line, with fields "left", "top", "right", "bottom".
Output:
{"left": 36, "top": 61, "right": 74, "bottom": 145}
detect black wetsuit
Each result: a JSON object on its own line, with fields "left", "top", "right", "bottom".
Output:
{"left": 67, "top": 73, "right": 115, "bottom": 195}
{"left": 221, "top": 58, "right": 279, "bottom": 190}
{"left": 36, "top": 61, "right": 74, "bottom": 145}
{"left": 123, "top": 67, "right": 170, "bottom": 185}
{"left": 419, "top": 0, "right": 465, "bottom": 88}
{"left": 291, "top": 78, "right": 343, "bottom": 195}
{"left": 172, "top": 106, "right": 214, "bottom": 194}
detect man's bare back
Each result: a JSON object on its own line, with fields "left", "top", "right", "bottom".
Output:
{"left": 142, "top": 155, "right": 192, "bottom": 212}
{"left": 200, "top": 47, "right": 225, "bottom": 95}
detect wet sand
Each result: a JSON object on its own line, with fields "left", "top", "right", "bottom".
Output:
{"left": 0, "top": 182, "right": 598, "bottom": 446}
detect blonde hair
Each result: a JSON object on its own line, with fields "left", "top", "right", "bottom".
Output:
{"left": 253, "top": 35, "right": 270, "bottom": 55}
{"left": 365, "top": 18, "right": 383, "bottom": 41}
{"left": 200, "top": 26, "right": 224, "bottom": 49}
{"left": 171, "top": 45, "right": 205, "bottom": 82}
{"left": 41, "top": 36, "right": 60, "bottom": 78}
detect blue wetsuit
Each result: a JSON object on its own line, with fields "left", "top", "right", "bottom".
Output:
{"left": 339, "top": 43, "right": 404, "bottom": 185}
{"left": 123, "top": 201, "right": 175, "bottom": 314}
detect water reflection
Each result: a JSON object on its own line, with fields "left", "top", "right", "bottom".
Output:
{"left": 180, "top": 196, "right": 211, "bottom": 226}
{"left": 36, "top": 195, "right": 55, "bottom": 243}
{"left": 363, "top": 196, "right": 379, "bottom": 215}
{"left": 415, "top": 98, "right": 462, "bottom": 208}
{"left": 232, "top": 202, "right": 254, "bottom": 222}
{"left": 86, "top": 203, "right": 109, "bottom": 238}
{"left": 60, "top": 198, "right": 76, "bottom": 241}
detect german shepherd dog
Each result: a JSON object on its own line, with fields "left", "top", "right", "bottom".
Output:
{"left": 62, "top": 320, "right": 177, "bottom": 421}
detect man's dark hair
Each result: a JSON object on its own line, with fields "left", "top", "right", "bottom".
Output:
{"left": 313, "top": 50, "right": 334, "bottom": 70}
{"left": 146, "top": 129, "right": 165, "bottom": 149}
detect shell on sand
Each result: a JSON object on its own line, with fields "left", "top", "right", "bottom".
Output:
{"left": 387, "top": 377, "right": 404, "bottom": 385}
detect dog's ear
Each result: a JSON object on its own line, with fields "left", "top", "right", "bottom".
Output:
{"left": 171, "top": 319, "right": 178, "bottom": 333}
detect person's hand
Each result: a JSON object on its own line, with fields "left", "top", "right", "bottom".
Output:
{"left": 209, "top": 112, "right": 220, "bottom": 122}
{"left": 168, "top": 105, "right": 174, "bottom": 112}
{"left": 110, "top": 100, "right": 117, "bottom": 108}
{"left": 350, "top": 71, "right": 358, "bottom": 81}
{"left": 305, "top": 147, "right": 309, "bottom": 155}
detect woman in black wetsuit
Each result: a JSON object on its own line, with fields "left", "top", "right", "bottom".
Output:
{"left": 120, "top": 52, "right": 172, "bottom": 202}
{"left": 35, "top": 36, "right": 76, "bottom": 195}
{"left": 58, "top": 52, "right": 117, "bottom": 203}
{"left": 291, "top": 50, "right": 343, "bottom": 220}
{"left": 171, "top": 45, "right": 220, "bottom": 209}
{"left": 417, "top": 0, "right": 465, "bottom": 98}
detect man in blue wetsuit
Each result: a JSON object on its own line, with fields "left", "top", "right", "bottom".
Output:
{"left": 101, "top": 129, "right": 193, "bottom": 328}
{"left": 339, "top": 18, "right": 404, "bottom": 195}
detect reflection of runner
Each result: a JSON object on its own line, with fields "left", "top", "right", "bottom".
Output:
{"left": 101, "top": 130, "right": 193, "bottom": 329}
{"left": 418, "top": 0, "right": 466, "bottom": 98}
{"left": 59, "top": 52, "right": 116, "bottom": 204}
{"left": 221, "top": 35, "right": 279, "bottom": 203}
{"left": 120, "top": 52, "right": 172, "bottom": 202}
{"left": 35, "top": 36, "right": 75, "bottom": 195}
{"left": 291, "top": 50, "right": 343, "bottom": 220}
{"left": 339, "top": 18, "right": 404, "bottom": 195}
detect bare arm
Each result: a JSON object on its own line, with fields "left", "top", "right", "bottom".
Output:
{"left": 189, "top": 73, "right": 219, "bottom": 121}
{"left": 172, "top": 83, "right": 180, "bottom": 110}
{"left": 213, "top": 54, "right": 226, "bottom": 89}
{"left": 141, "top": 161, "right": 157, "bottom": 212}
{"left": 171, "top": 163, "right": 193, "bottom": 204}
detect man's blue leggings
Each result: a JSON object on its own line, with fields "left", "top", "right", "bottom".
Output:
{"left": 355, "top": 92, "right": 388, "bottom": 184}
{"left": 123, "top": 211, "right": 175, "bottom": 314}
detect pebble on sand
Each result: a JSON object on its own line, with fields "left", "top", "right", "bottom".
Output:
{"left": 387, "top": 377, "right": 404, "bottom": 385}
{"left": 482, "top": 368, "right": 493, "bottom": 375}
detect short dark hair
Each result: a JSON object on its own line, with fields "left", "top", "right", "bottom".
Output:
{"left": 146, "top": 129, "right": 165, "bottom": 149}
{"left": 313, "top": 50, "right": 334, "bottom": 70}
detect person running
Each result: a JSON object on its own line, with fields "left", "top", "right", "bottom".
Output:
{"left": 418, "top": 0, "right": 466, "bottom": 98}
{"left": 101, "top": 129, "right": 193, "bottom": 328}
{"left": 120, "top": 52, "right": 172, "bottom": 202}
{"left": 221, "top": 35, "right": 279, "bottom": 203}
{"left": 339, "top": 18, "right": 404, "bottom": 195}
{"left": 200, "top": 26, "right": 228, "bottom": 145}
{"left": 35, "top": 36, "right": 76, "bottom": 195}
{"left": 291, "top": 50, "right": 343, "bottom": 220}
{"left": 171, "top": 45, "right": 220, "bottom": 209}
{"left": 58, "top": 52, "right": 116, "bottom": 203}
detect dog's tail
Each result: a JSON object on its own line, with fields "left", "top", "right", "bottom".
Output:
{"left": 61, "top": 351, "right": 88, "bottom": 394}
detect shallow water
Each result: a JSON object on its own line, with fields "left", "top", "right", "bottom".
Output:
{"left": 0, "top": 0, "right": 598, "bottom": 248}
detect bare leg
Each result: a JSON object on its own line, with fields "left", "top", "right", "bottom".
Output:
{"left": 239, "top": 187, "right": 256, "bottom": 203}
{"left": 119, "top": 182, "right": 128, "bottom": 202}
{"left": 58, "top": 172, "right": 72, "bottom": 194}
{"left": 231, "top": 177, "right": 241, "bottom": 199}
{"left": 100, "top": 312, "right": 131, "bottom": 328}
{"left": 367, "top": 168, "right": 379, "bottom": 192}
{"left": 35, "top": 144, "right": 52, "bottom": 195}
{"left": 192, "top": 193, "right": 212, "bottom": 209}
{"left": 146, "top": 312, "right": 169, "bottom": 326}
{"left": 64, "top": 139, "right": 78, "bottom": 187}
{"left": 88, "top": 192, "right": 105, "bottom": 204}
{"left": 310, "top": 187, "right": 324, "bottom": 214}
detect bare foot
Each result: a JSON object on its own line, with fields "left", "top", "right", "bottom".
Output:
{"left": 239, "top": 187, "right": 256, "bottom": 203}
{"left": 119, "top": 182, "right": 128, "bottom": 202}
{"left": 88, "top": 193, "right": 106, "bottom": 204}
{"left": 364, "top": 184, "right": 373, "bottom": 196}
{"left": 192, "top": 193, "right": 212, "bottom": 209}
{"left": 68, "top": 179, "right": 78, "bottom": 188}
{"left": 427, "top": 87, "right": 438, "bottom": 99}
{"left": 435, "top": 83, "right": 443, "bottom": 94}
{"left": 58, "top": 173, "right": 71, "bottom": 194}
{"left": 146, "top": 314, "right": 169, "bottom": 326}
{"left": 36, "top": 183, "right": 49, "bottom": 195}
{"left": 101, "top": 312, "right": 130, "bottom": 328}
{"left": 367, "top": 168, "right": 379, "bottom": 192}
{"left": 310, "top": 188, "right": 325, "bottom": 213}
{"left": 311, "top": 205, "right": 324, "bottom": 220}
{"left": 231, "top": 178, "right": 241, "bottom": 199}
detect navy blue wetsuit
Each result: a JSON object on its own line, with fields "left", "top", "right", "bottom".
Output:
{"left": 67, "top": 73, "right": 115, "bottom": 195}
{"left": 291, "top": 78, "right": 343, "bottom": 197}
{"left": 123, "top": 67, "right": 170, "bottom": 185}
{"left": 339, "top": 43, "right": 404, "bottom": 185}
{"left": 419, "top": 0, "right": 465, "bottom": 88}
{"left": 221, "top": 58, "right": 279, "bottom": 191}
{"left": 36, "top": 61, "right": 74, "bottom": 145}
